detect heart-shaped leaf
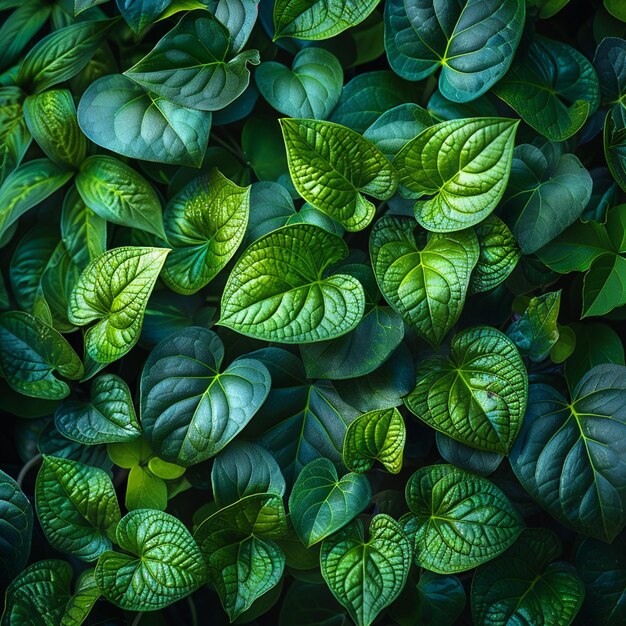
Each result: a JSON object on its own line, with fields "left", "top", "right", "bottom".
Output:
{"left": 280, "top": 118, "right": 397, "bottom": 231}
{"left": 140, "top": 327, "right": 270, "bottom": 466}
{"left": 404, "top": 327, "right": 528, "bottom": 454}
{"left": 343, "top": 407, "right": 406, "bottom": 474}
{"left": 320, "top": 514, "right": 412, "bottom": 626}
{"left": 405, "top": 464, "right": 523, "bottom": 573}
{"left": 220, "top": 224, "right": 365, "bottom": 342}
{"left": 370, "top": 216, "right": 479, "bottom": 346}
{"left": 68, "top": 247, "right": 170, "bottom": 364}
{"left": 54, "top": 374, "right": 141, "bottom": 445}
{"left": 161, "top": 169, "right": 250, "bottom": 295}
{"left": 510, "top": 364, "right": 626, "bottom": 542}
{"left": 289, "top": 458, "right": 371, "bottom": 547}
{"left": 256, "top": 48, "right": 343, "bottom": 119}
{"left": 394, "top": 117, "right": 519, "bottom": 232}
{"left": 95, "top": 509, "right": 208, "bottom": 610}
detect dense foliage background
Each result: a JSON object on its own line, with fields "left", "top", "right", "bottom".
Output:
{"left": 2, "top": 0, "right": 626, "bottom": 624}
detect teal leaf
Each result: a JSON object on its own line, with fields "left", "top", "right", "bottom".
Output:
{"left": 593, "top": 37, "right": 626, "bottom": 105}
{"left": 604, "top": 105, "right": 626, "bottom": 193}
{"left": 0, "top": 86, "right": 32, "bottom": 186}
{"left": 116, "top": 0, "right": 172, "bottom": 33}
{"left": 206, "top": 0, "right": 258, "bottom": 53}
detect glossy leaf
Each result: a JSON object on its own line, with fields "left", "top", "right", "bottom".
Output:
{"left": 0, "top": 86, "right": 31, "bottom": 186}
{"left": 61, "top": 569, "right": 100, "bottom": 626}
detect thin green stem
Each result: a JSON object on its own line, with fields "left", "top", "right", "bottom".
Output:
{"left": 17, "top": 453, "right": 42, "bottom": 490}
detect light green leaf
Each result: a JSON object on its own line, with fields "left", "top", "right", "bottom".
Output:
{"left": 370, "top": 216, "right": 479, "bottom": 346}
{"left": 492, "top": 36, "right": 600, "bottom": 141}
{"left": 194, "top": 493, "right": 287, "bottom": 620}
{"left": 95, "top": 509, "right": 208, "bottom": 610}
{"left": 394, "top": 117, "right": 518, "bottom": 232}
{"left": 0, "top": 311, "right": 83, "bottom": 400}
{"left": 54, "top": 374, "right": 141, "bottom": 445}
{"left": 68, "top": 247, "right": 170, "bottom": 364}
{"left": 125, "top": 465, "right": 167, "bottom": 511}
{"left": 405, "top": 464, "right": 523, "bottom": 573}
{"left": 23, "top": 89, "right": 85, "bottom": 169}
{"left": 161, "top": 169, "right": 250, "bottom": 295}
{"left": 107, "top": 437, "right": 152, "bottom": 469}
{"left": 320, "top": 514, "right": 412, "bottom": 626}
{"left": 35, "top": 456, "right": 121, "bottom": 561}
{"left": 0, "top": 86, "right": 31, "bottom": 186}
{"left": 256, "top": 47, "right": 343, "bottom": 119}
{"left": 219, "top": 224, "right": 366, "bottom": 342}
{"left": 77, "top": 74, "right": 211, "bottom": 167}
{"left": 140, "top": 327, "right": 270, "bottom": 466}
{"left": 147, "top": 457, "right": 185, "bottom": 480}
{"left": 125, "top": 12, "right": 260, "bottom": 111}
{"left": 273, "top": 0, "right": 380, "bottom": 40}
{"left": 75, "top": 155, "right": 165, "bottom": 240}
{"left": 61, "top": 569, "right": 100, "bottom": 626}
{"left": 343, "top": 407, "right": 405, "bottom": 474}
{"left": 280, "top": 118, "right": 397, "bottom": 231}
{"left": 583, "top": 252, "right": 626, "bottom": 317}
{"left": 405, "top": 327, "right": 528, "bottom": 454}
{"left": 288, "top": 458, "right": 371, "bottom": 547}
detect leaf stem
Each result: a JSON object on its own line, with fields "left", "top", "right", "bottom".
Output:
{"left": 16, "top": 453, "right": 42, "bottom": 489}
{"left": 131, "top": 611, "right": 144, "bottom": 626}
{"left": 210, "top": 132, "right": 247, "bottom": 164}
{"left": 187, "top": 596, "right": 198, "bottom": 626}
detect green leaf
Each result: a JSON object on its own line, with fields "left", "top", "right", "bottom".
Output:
{"left": 194, "top": 493, "right": 287, "bottom": 620}
{"left": 470, "top": 216, "right": 520, "bottom": 294}
{"left": 472, "top": 529, "right": 584, "bottom": 626}
{"left": 0, "top": 469, "right": 32, "bottom": 585}
{"left": 125, "top": 465, "right": 168, "bottom": 510}
{"left": 604, "top": 106, "right": 626, "bottom": 193}
{"left": 605, "top": 0, "right": 626, "bottom": 21}
{"left": 343, "top": 407, "right": 405, "bottom": 474}
{"left": 279, "top": 581, "right": 348, "bottom": 626}
{"left": 370, "top": 215, "right": 479, "bottom": 346}
{"left": 405, "top": 327, "right": 527, "bottom": 454}
{"left": 23, "top": 89, "right": 85, "bottom": 169}
{"left": 205, "top": 0, "right": 258, "bottom": 53}
{"left": 17, "top": 19, "right": 116, "bottom": 93}
{"left": 54, "top": 374, "right": 141, "bottom": 445}
{"left": 320, "top": 514, "right": 412, "bottom": 626}
{"left": 117, "top": 0, "right": 172, "bottom": 33}
{"left": 510, "top": 364, "right": 626, "bottom": 542}
{"left": 273, "top": 0, "right": 380, "bottom": 40}
{"left": 1, "top": 559, "right": 72, "bottom": 626}
{"left": 256, "top": 48, "right": 343, "bottom": 119}
{"left": 77, "top": 74, "right": 211, "bottom": 167}
{"left": 384, "top": 0, "right": 526, "bottom": 103}
{"left": 140, "top": 327, "right": 270, "bottom": 466}
{"left": 95, "top": 509, "right": 208, "bottom": 610}
{"left": 436, "top": 432, "right": 504, "bottom": 477}
{"left": 69, "top": 247, "right": 169, "bottom": 364}
{"left": 161, "top": 169, "right": 250, "bottom": 295}
{"left": 289, "top": 458, "right": 371, "bottom": 547}
{"left": 125, "top": 12, "right": 260, "bottom": 111}
{"left": 0, "top": 86, "right": 32, "bottom": 186}
{"left": 147, "top": 457, "right": 185, "bottom": 480}
{"left": 107, "top": 437, "right": 152, "bottom": 469}
{"left": 280, "top": 118, "right": 397, "bottom": 231}
{"left": 61, "top": 569, "right": 100, "bottom": 626}
{"left": 35, "top": 456, "right": 121, "bottom": 561}
{"left": 492, "top": 36, "right": 600, "bottom": 141}
{"left": 593, "top": 37, "right": 626, "bottom": 105}
{"left": 394, "top": 117, "right": 518, "bottom": 232}
{"left": 0, "top": 158, "right": 73, "bottom": 242}
{"left": 75, "top": 155, "right": 166, "bottom": 240}
{"left": 500, "top": 144, "right": 593, "bottom": 254}
{"left": 0, "top": 2, "right": 49, "bottom": 72}
{"left": 507, "top": 291, "right": 562, "bottom": 362}
{"left": 0, "top": 311, "right": 83, "bottom": 400}
{"left": 405, "top": 464, "right": 523, "bottom": 573}
{"left": 583, "top": 252, "right": 626, "bottom": 317}
{"left": 211, "top": 441, "right": 286, "bottom": 508}
{"left": 527, "top": 0, "right": 570, "bottom": 18}
{"left": 219, "top": 224, "right": 366, "bottom": 342}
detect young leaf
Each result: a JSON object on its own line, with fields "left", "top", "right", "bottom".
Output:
{"left": 370, "top": 216, "right": 479, "bottom": 346}
{"left": 0, "top": 311, "right": 83, "bottom": 400}
{"left": 289, "top": 458, "right": 371, "bottom": 547}
{"left": 343, "top": 407, "right": 406, "bottom": 474}
{"left": 394, "top": 117, "right": 518, "bottom": 232}
{"left": 68, "top": 247, "right": 170, "bottom": 364}
{"left": 125, "top": 465, "right": 167, "bottom": 510}
{"left": 405, "top": 327, "right": 528, "bottom": 454}
{"left": 510, "top": 364, "right": 626, "bottom": 542}
{"left": 95, "top": 509, "right": 208, "bottom": 610}
{"left": 140, "top": 327, "right": 270, "bottom": 466}
{"left": 161, "top": 169, "right": 250, "bottom": 295}
{"left": 77, "top": 74, "right": 211, "bottom": 167}
{"left": 75, "top": 155, "right": 166, "bottom": 239}
{"left": 256, "top": 48, "right": 343, "bottom": 119}
{"left": 125, "top": 12, "right": 260, "bottom": 111}
{"left": 280, "top": 118, "right": 397, "bottom": 231}
{"left": 23, "top": 89, "right": 86, "bottom": 168}
{"left": 35, "top": 456, "right": 121, "bottom": 561}
{"left": 54, "top": 374, "right": 141, "bottom": 445}
{"left": 384, "top": 0, "right": 526, "bottom": 103}
{"left": 273, "top": 0, "right": 380, "bottom": 40}
{"left": 219, "top": 224, "right": 366, "bottom": 342}
{"left": 405, "top": 464, "right": 523, "bottom": 573}
{"left": 320, "top": 514, "right": 412, "bottom": 626}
